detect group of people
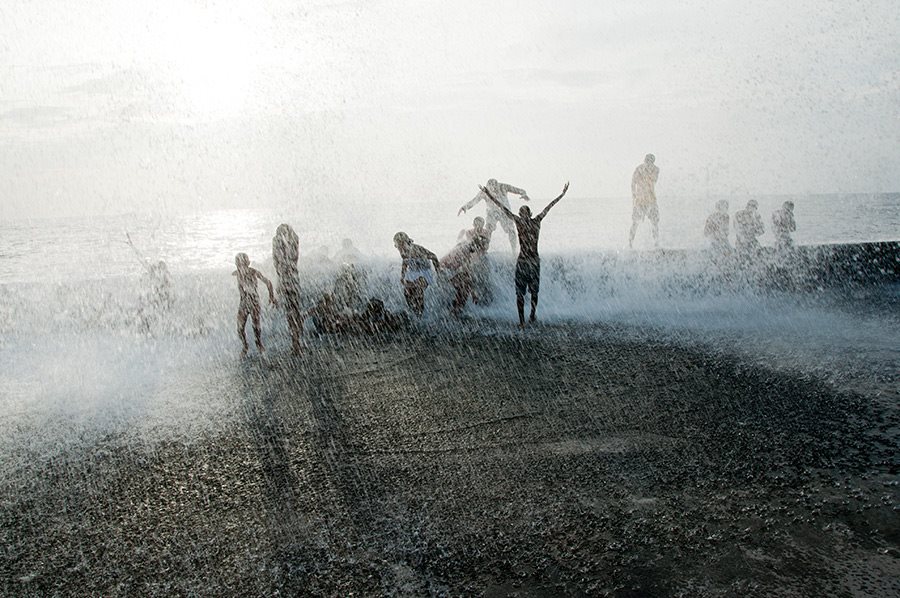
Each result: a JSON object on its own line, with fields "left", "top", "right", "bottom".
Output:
{"left": 227, "top": 154, "right": 800, "bottom": 355}
{"left": 230, "top": 179, "right": 571, "bottom": 355}
{"left": 393, "top": 181, "right": 569, "bottom": 330}
{"left": 704, "top": 199, "right": 797, "bottom": 256}
{"left": 234, "top": 225, "right": 402, "bottom": 356}
{"left": 627, "top": 153, "right": 798, "bottom": 254}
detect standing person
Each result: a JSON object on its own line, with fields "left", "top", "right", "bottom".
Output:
{"left": 143, "top": 261, "right": 173, "bottom": 311}
{"left": 629, "top": 154, "right": 660, "bottom": 248}
{"left": 232, "top": 253, "right": 277, "bottom": 357}
{"left": 704, "top": 200, "right": 731, "bottom": 254}
{"left": 393, "top": 232, "right": 441, "bottom": 317}
{"left": 734, "top": 199, "right": 765, "bottom": 255}
{"left": 482, "top": 182, "right": 569, "bottom": 329}
{"left": 334, "top": 238, "right": 363, "bottom": 264}
{"left": 458, "top": 178, "right": 530, "bottom": 252}
{"left": 272, "top": 223, "right": 303, "bottom": 355}
{"left": 772, "top": 201, "right": 797, "bottom": 251}
{"left": 126, "top": 233, "right": 174, "bottom": 331}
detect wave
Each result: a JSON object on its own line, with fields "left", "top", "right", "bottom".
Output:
{"left": 1, "top": 242, "right": 896, "bottom": 337}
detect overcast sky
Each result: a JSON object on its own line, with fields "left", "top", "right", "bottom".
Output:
{"left": 1, "top": 0, "right": 898, "bottom": 220}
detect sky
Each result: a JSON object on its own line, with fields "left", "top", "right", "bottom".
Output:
{"left": 1, "top": 0, "right": 898, "bottom": 220}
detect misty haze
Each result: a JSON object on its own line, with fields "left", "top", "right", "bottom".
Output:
{"left": 1, "top": 1, "right": 898, "bottom": 596}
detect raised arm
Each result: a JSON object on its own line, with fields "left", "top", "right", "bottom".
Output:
{"left": 458, "top": 191, "right": 484, "bottom": 216}
{"left": 500, "top": 182, "right": 529, "bottom": 201}
{"left": 480, "top": 185, "right": 517, "bottom": 222}
{"left": 536, "top": 182, "right": 569, "bottom": 221}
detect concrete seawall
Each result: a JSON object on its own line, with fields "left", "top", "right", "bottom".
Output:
{"left": 799, "top": 240, "right": 900, "bottom": 285}
{"left": 559, "top": 240, "right": 900, "bottom": 291}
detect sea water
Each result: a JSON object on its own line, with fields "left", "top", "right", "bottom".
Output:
{"left": 1, "top": 192, "right": 897, "bottom": 284}
{"left": 0, "top": 192, "right": 897, "bottom": 440}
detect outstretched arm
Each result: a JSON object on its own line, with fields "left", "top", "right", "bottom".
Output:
{"left": 500, "top": 182, "right": 529, "bottom": 201}
{"left": 458, "top": 191, "right": 484, "bottom": 216}
{"left": 536, "top": 182, "right": 569, "bottom": 221}
{"left": 480, "top": 186, "right": 517, "bottom": 222}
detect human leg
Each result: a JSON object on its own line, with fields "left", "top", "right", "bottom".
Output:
{"left": 450, "top": 273, "right": 471, "bottom": 315}
{"left": 629, "top": 203, "right": 643, "bottom": 248}
{"left": 286, "top": 308, "right": 302, "bottom": 354}
{"left": 514, "top": 259, "right": 529, "bottom": 328}
{"left": 472, "top": 257, "right": 493, "bottom": 305}
{"left": 237, "top": 309, "right": 249, "bottom": 355}
{"left": 404, "top": 280, "right": 426, "bottom": 316}
{"left": 528, "top": 261, "right": 540, "bottom": 322}
{"left": 649, "top": 202, "right": 660, "bottom": 246}
{"left": 282, "top": 289, "right": 303, "bottom": 355}
{"left": 251, "top": 305, "right": 264, "bottom": 352}
{"left": 500, "top": 216, "right": 517, "bottom": 253}
{"left": 516, "top": 292, "right": 526, "bottom": 328}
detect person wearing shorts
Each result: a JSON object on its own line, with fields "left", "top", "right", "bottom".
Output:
{"left": 514, "top": 258, "right": 540, "bottom": 300}
{"left": 393, "top": 232, "right": 441, "bottom": 317}
{"left": 629, "top": 154, "right": 660, "bottom": 248}
{"left": 482, "top": 182, "right": 569, "bottom": 329}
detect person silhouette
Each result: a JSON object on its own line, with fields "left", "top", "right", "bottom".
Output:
{"left": 629, "top": 154, "right": 660, "bottom": 248}
{"left": 393, "top": 232, "right": 441, "bottom": 317}
{"left": 272, "top": 223, "right": 303, "bottom": 355}
{"left": 704, "top": 200, "right": 731, "bottom": 254}
{"left": 482, "top": 182, "right": 569, "bottom": 328}
{"left": 458, "top": 178, "right": 530, "bottom": 252}
{"left": 772, "top": 201, "right": 796, "bottom": 251}
{"left": 735, "top": 199, "right": 765, "bottom": 255}
{"left": 232, "top": 253, "right": 276, "bottom": 356}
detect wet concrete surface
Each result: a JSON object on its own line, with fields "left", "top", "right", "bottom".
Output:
{"left": 1, "top": 325, "right": 898, "bottom": 596}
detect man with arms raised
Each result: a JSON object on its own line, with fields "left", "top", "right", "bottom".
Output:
{"left": 482, "top": 182, "right": 569, "bottom": 329}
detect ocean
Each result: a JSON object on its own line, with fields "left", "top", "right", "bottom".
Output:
{"left": 1, "top": 192, "right": 897, "bottom": 284}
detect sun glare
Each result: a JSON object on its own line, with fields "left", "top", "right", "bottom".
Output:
{"left": 164, "top": 12, "right": 257, "bottom": 118}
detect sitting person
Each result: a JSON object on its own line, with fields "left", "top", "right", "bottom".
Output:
{"left": 306, "top": 293, "right": 351, "bottom": 334}
{"left": 353, "top": 298, "right": 409, "bottom": 335}
{"left": 333, "top": 262, "right": 367, "bottom": 313}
